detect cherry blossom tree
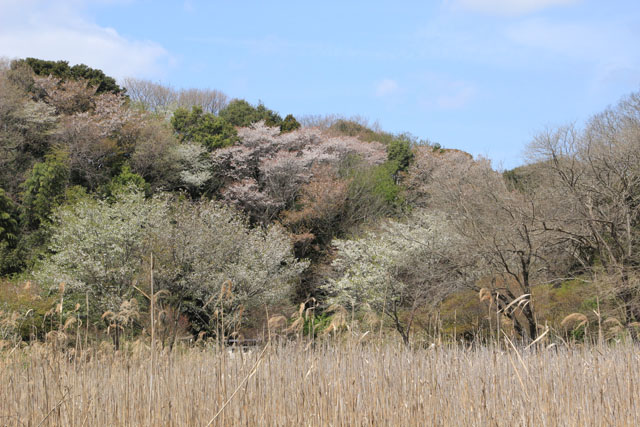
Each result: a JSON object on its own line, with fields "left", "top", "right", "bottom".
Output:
{"left": 211, "top": 121, "right": 386, "bottom": 222}
{"left": 36, "top": 188, "right": 308, "bottom": 339}
{"left": 326, "top": 211, "right": 468, "bottom": 345}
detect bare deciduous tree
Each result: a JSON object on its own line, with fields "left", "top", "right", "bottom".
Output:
{"left": 410, "top": 148, "right": 571, "bottom": 340}
{"left": 527, "top": 92, "right": 640, "bottom": 323}
{"left": 122, "top": 78, "right": 174, "bottom": 114}
{"left": 122, "top": 77, "right": 228, "bottom": 115}
{"left": 176, "top": 88, "right": 228, "bottom": 116}
{"left": 129, "top": 119, "right": 180, "bottom": 190}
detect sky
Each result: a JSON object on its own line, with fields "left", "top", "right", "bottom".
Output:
{"left": 1, "top": 0, "right": 639, "bottom": 169}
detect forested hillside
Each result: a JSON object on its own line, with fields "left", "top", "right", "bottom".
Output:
{"left": 2, "top": 57, "right": 640, "bottom": 346}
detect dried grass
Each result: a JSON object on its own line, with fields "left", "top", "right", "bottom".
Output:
{"left": 561, "top": 312, "right": 588, "bottom": 329}
{"left": 1, "top": 341, "right": 639, "bottom": 426}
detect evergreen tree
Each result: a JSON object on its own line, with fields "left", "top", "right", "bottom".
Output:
{"left": 387, "top": 137, "right": 414, "bottom": 174}
{"left": 281, "top": 114, "right": 301, "bottom": 133}
{"left": 171, "top": 106, "right": 238, "bottom": 150}
{"left": 0, "top": 188, "right": 18, "bottom": 245}
{"left": 103, "top": 164, "right": 150, "bottom": 198}
{"left": 219, "top": 99, "right": 283, "bottom": 128}
{"left": 21, "top": 153, "right": 69, "bottom": 229}
{"left": 13, "top": 58, "right": 124, "bottom": 94}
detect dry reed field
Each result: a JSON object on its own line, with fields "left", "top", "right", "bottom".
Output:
{"left": 1, "top": 341, "right": 639, "bottom": 426}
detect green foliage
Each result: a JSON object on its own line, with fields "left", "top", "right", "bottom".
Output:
{"left": 303, "top": 312, "right": 332, "bottom": 337}
{"left": 219, "top": 99, "right": 283, "bottom": 128}
{"left": 13, "top": 58, "right": 123, "bottom": 94}
{"left": 330, "top": 120, "right": 368, "bottom": 136}
{"left": 63, "top": 185, "right": 89, "bottom": 205}
{"left": 329, "top": 120, "right": 394, "bottom": 145}
{"left": 0, "top": 189, "right": 20, "bottom": 275}
{"left": 332, "top": 155, "right": 405, "bottom": 226}
{"left": 502, "top": 165, "right": 540, "bottom": 193}
{"left": 0, "top": 65, "right": 58, "bottom": 197}
{"left": 20, "top": 153, "right": 69, "bottom": 229}
{"left": 102, "top": 164, "right": 150, "bottom": 198}
{"left": 255, "top": 102, "right": 283, "bottom": 127}
{"left": 347, "top": 161, "right": 403, "bottom": 209}
{"left": 219, "top": 99, "right": 254, "bottom": 127}
{"left": 281, "top": 114, "right": 301, "bottom": 133}
{"left": 0, "top": 280, "right": 56, "bottom": 340}
{"left": 371, "top": 162, "right": 403, "bottom": 204}
{"left": 387, "top": 138, "right": 414, "bottom": 174}
{"left": 502, "top": 169, "right": 519, "bottom": 189}
{"left": 171, "top": 106, "right": 238, "bottom": 150}
{"left": 0, "top": 189, "right": 18, "bottom": 245}
{"left": 1, "top": 231, "right": 48, "bottom": 276}
{"left": 533, "top": 279, "right": 598, "bottom": 326}
{"left": 570, "top": 324, "right": 587, "bottom": 341}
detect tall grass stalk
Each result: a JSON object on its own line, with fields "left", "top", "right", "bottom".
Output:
{"left": 1, "top": 341, "right": 639, "bottom": 426}
{"left": 149, "top": 252, "right": 155, "bottom": 426}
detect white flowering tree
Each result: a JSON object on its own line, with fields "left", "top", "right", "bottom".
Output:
{"left": 152, "top": 200, "right": 309, "bottom": 337}
{"left": 326, "top": 211, "right": 469, "bottom": 344}
{"left": 36, "top": 189, "right": 167, "bottom": 314}
{"left": 36, "top": 188, "right": 308, "bottom": 342}
{"left": 173, "top": 142, "right": 213, "bottom": 193}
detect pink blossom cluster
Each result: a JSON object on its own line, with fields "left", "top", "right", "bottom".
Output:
{"left": 212, "top": 121, "right": 387, "bottom": 222}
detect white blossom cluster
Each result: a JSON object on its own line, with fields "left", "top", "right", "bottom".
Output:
{"left": 153, "top": 200, "right": 309, "bottom": 322}
{"left": 173, "top": 142, "right": 213, "bottom": 190}
{"left": 326, "top": 211, "right": 465, "bottom": 316}
{"left": 36, "top": 188, "right": 308, "bottom": 323}
{"left": 36, "top": 189, "right": 167, "bottom": 312}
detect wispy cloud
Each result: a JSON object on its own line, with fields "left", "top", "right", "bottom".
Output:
{"left": 506, "top": 17, "right": 640, "bottom": 87}
{"left": 185, "top": 35, "right": 401, "bottom": 62}
{"left": 506, "top": 18, "right": 633, "bottom": 62}
{"left": 375, "top": 79, "right": 400, "bottom": 97}
{"left": 415, "top": 73, "right": 477, "bottom": 111}
{"left": 0, "top": 0, "right": 171, "bottom": 80}
{"left": 449, "top": 0, "right": 581, "bottom": 16}
{"left": 183, "top": 1, "right": 195, "bottom": 13}
{"left": 436, "top": 82, "right": 477, "bottom": 109}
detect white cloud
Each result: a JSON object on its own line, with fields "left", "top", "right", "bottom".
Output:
{"left": 506, "top": 18, "right": 640, "bottom": 85}
{"left": 416, "top": 73, "right": 477, "bottom": 111}
{"left": 451, "top": 0, "right": 581, "bottom": 16}
{"left": 375, "top": 79, "right": 400, "bottom": 97}
{"left": 507, "top": 19, "right": 622, "bottom": 60}
{"left": 508, "top": 19, "right": 588, "bottom": 55}
{"left": 413, "top": 9, "right": 640, "bottom": 91}
{"left": 0, "top": 0, "right": 171, "bottom": 80}
{"left": 436, "top": 82, "right": 477, "bottom": 109}
{"left": 183, "top": 0, "right": 195, "bottom": 13}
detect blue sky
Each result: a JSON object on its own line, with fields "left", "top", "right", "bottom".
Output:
{"left": 1, "top": 0, "right": 639, "bottom": 169}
